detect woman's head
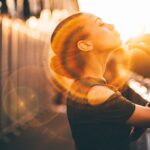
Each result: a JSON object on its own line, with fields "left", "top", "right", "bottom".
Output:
{"left": 50, "top": 12, "right": 122, "bottom": 79}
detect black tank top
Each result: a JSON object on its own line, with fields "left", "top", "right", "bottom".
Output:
{"left": 67, "top": 77, "right": 135, "bottom": 150}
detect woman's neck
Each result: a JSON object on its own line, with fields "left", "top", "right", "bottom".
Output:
{"left": 81, "top": 52, "right": 111, "bottom": 79}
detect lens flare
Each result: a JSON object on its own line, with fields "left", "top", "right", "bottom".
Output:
{"left": 3, "top": 87, "right": 39, "bottom": 123}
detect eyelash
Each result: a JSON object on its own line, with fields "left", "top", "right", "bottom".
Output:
{"left": 99, "top": 22, "right": 104, "bottom": 26}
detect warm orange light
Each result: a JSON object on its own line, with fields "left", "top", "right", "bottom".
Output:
{"left": 26, "top": 16, "right": 38, "bottom": 29}
{"left": 2, "top": 17, "right": 11, "bottom": 27}
{"left": 12, "top": 21, "right": 20, "bottom": 30}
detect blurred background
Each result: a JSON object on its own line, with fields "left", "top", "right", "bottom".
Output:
{"left": 0, "top": 0, "right": 150, "bottom": 150}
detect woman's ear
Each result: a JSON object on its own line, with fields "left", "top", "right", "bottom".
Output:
{"left": 77, "top": 40, "right": 93, "bottom": 52}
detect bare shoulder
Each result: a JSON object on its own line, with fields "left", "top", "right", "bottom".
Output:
{"left": 87, "top": 85, "right": 115, "bottom": 106}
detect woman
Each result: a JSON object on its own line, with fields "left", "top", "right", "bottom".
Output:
{"left": 50, "top": 12, "right": 150, "bottom": 150}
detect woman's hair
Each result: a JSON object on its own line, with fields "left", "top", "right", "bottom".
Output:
{"left": 50, "top": 12, "right": 93, "bottom": 79}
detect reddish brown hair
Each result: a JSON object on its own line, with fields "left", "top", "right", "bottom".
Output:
{"left": 50, "top": 12, "right": 93, "bottom": 79}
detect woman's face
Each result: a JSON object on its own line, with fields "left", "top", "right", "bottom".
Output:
{"left": 85, "top": 16, "right": 122, "bottom": 52}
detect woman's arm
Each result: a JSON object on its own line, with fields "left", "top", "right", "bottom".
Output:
{"left": 127, "top": 104, "right": 150, "bottom": 127}
{"left": 122, "top": 85, "right": 148, "bottom": 140}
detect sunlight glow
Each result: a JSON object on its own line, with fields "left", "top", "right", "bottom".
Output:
{"left": 78, "top": 0, "right": 150, "bottom": 42}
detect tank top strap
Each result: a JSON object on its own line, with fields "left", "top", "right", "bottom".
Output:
{"left": 69, "top": 77, "right": 119, "bottom": 104}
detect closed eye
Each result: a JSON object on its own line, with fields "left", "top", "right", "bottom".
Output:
{"left": 95, "top": 18, "right": 105, "bottom": 26}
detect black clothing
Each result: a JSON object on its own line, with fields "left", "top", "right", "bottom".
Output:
{"left": 122, "top": 85, "right": 148, "bottom": 106}
{"left": 67, "top": 78, "right": 135, "bottom": 150}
